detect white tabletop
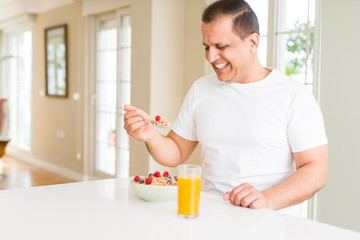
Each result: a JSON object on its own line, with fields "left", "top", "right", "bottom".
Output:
{"left": 0, "top": 178, "right": 359, "bottom": 240}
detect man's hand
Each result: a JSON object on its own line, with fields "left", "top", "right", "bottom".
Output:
{"left": 223, "top": 183, "right": 268, "bottom": 209}
{"left": 123, "top": 104, "right": 158, "bottom": 142}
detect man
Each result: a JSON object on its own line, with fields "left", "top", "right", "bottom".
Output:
{"left": 124, "top": 0, "right": 328, "bottom": 216}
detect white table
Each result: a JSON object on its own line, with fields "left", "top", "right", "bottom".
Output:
{"left": 0, "top": 178, "right": 359, "bottom": 240}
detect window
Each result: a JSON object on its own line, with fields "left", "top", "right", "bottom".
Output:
{"left": 275, "top": 0, "right": 316, "bottom": 92}
{"left": 1, "top": 30, "right": 32, "bottom": 150}
{"left": 91, "top": 9, "right": 131, "bottom": 178}
{"left": 248, "top": 0, "right": 316, "bottom": 92}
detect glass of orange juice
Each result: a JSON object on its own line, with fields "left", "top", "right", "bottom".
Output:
{"left": 177, "top": 164, "right": 201, "bottom": 219}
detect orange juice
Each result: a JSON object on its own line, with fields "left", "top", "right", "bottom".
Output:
{"left": 177, "top": 176, "right": 201, "bottom": 217}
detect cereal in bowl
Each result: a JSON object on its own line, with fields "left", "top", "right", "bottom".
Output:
{"left": 133, "top": 171, "right": 177, "bottom": 186}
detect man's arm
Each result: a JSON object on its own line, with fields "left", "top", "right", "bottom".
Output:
{"left": 146, "top": 130, "right": 198, "bottom": 167}
{"left": 224, "top": 144, "right": 328, "bottom": 209}
{"left": 123, "top": 104, "right": 198, "bottom": 167}
{"left": 263, "top": 144, "right": 328, "bottom": 209}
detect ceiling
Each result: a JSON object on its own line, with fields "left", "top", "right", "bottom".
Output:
{"left": 0, "top": 0, "right": 78, "bottom": 21}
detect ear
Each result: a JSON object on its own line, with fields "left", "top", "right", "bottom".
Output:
{"left": 248, "top": 33, "right": 260, "bottom": 54}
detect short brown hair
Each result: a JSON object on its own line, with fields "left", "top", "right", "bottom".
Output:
{"left": 202, "top": 0, "right": 259, "bottom": 40}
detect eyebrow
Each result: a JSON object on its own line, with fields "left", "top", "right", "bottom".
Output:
{"left": 202, "top": 43, "right": 226, "bottom": 48}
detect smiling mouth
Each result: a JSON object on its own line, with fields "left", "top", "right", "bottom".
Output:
{"left": 214, "top": 62, "right": 229, "bottom": 70}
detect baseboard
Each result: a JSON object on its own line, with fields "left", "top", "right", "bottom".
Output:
{"left": 5, "top": 144, "right": 92, "bottom": 182}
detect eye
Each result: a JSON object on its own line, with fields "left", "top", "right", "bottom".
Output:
{"left": 216, "top": 45, "right": 227, "bottom": 50}
{"left": 204, "top": 46, "right": 209, "bottom": 51}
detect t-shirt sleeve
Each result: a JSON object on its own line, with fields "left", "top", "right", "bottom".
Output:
{"left": 287, "top": 89, "right": 328, "bottom": 152}
{"left": 171, "top": 84, "right": 198, "bottom": 141}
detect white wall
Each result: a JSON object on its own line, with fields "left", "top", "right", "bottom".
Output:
{"left": 316, "top": 0, "right": 360, "bottom": 232}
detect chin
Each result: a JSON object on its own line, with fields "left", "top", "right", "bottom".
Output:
{"left": 215, "top": 69, "right": 234, "bottom": 82}
{"left": 216, "top": 74, "right": 231, "bottom": 82}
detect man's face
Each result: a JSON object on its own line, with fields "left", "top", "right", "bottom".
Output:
{"left": 201, "top": 16, "right": 253, "bottom": 83}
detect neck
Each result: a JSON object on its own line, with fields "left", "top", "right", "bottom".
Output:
{"left": 240, "top": 59, "right": 270, "bottom": 84}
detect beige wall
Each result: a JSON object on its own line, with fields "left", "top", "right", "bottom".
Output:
{"left": 148, "top": 0, "right": 186, "bottom": 176}
{"left": 32, "top": 3, "right": 84, "bottom": 173}
{"left": 129, "top": 0, "right": 206, "bottom": 176}
{"left": 182, "top": 0, "right": 207, "bottom": 167}
{"left": 316, "top": 0, "right": 360, "bottom": 232}
{"left": 129, "top": 0, "right": 153, "bottom": 176}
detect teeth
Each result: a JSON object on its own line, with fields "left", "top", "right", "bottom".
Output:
{"left": 215, "top": 63, "right": 228, "bottom": 69}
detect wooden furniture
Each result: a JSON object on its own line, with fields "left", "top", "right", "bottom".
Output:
{"left": 0, "top": 139, "right": 9, "bottom": 157}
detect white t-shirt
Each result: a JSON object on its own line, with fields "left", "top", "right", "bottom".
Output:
{"left": 171, "top": 69, "right": 328, "bottom": 216}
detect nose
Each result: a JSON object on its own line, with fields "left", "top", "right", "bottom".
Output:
{"left": 206, "top": 47, "right": 220, "bottom": 63}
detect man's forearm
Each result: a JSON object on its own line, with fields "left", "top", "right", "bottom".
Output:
{"left": 145, "top": 134, "right": 183, "bottom": 167}
{"left": 262, "top": 161, "right": 328, "bottom": 210}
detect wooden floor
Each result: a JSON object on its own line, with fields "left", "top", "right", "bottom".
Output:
{"left": 0, "top": 154, "right": 76, "bottom": 190}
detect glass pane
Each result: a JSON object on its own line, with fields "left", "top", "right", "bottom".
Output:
{"left": 96, "top": 50, "right": 117, "bottom": 81}
{"left": 305, "top": 84, "right": 313, "bottom": 93}
{"left": 4, "top": 31, "right": 32, "bottom": 150}
{"left": 98, "top": 20, "right": 117, "bottom": 50}
{"left": 277, "top": 0, "right": 309, "bottom": 32}
{"left": 118, "top": 81, "right": 131, "bottom": 107}
{"left": 96, "top": 82, "right": 117, "bottom": 112}
{"left": 96, "top": 111, "right": 116, "bottom": 176}
{"left": 246, "top": 0, "right": 268, "bottom": 36}
{"left": 276, "top": 31, "right": 314, "bottom": 85}
{"left": 8, "top": 59, "right": 18, "bottom": 135}
{"left": 95, "top": 18, "right": 118, "bottom": 177}
{"left": 96, "top": 142, "right": 116, "bottom": 176}
{"left": 96, "top": 112, "right": 116, "bottom": 144}
{"left": 309, "top": 0, "right": 316, "bottom": 27}
{"left": 117, "top": 123, "right": 129, "bottom": 149}
{"left": 275, "top": 33, "right": 287, "bottom": 74}
{"left": 9, "top": 123, "right": 17, "bottom": 143}
{"left": 306, "top": 31, "right": 314, "bottom": 85}
{"left": 258, "top": 36, "right": 268, "bottom": 67}
{"left": 286, "top": 32, "right": 307, "bottom": 77}
{"left": 117, "top": 148, "right": 129, "bottom": 177}
{"left": 7, "top": 36, "right": 18, "bottom": 146}
{"left": 119, "top": 48, "right": 131, "bottom": 81}
{"left": 119, "top": 15, "right": 131, "bottom": 47}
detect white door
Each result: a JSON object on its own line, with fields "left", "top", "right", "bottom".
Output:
{"left": 92, "top": 9, "right": 131, "bottom": 178}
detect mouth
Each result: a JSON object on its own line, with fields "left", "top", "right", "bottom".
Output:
{"left": 214, "top": 62, "right": 229, "bottom": 70}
